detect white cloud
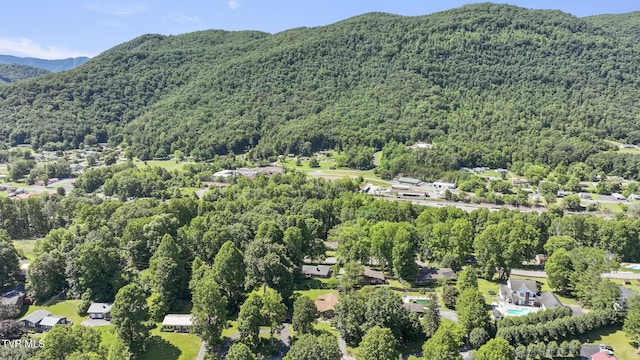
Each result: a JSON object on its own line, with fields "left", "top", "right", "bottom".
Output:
{"left": 84, "top": 4, "right": 147, "bottom": 17}
{"left": 168, "top": 15, "right": 200, "bottom": 24}
{"left": 227, "top": 0, "right": 239, "bottom": 10}
{"left": 0, "top": 37, "right": 92, "bottom": 59}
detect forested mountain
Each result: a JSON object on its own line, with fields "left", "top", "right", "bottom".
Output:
{"left": 1, "top": 3, "right": 640, "bottom": 171}
{"left": 0, "top": 55, "right": 90, "bottom": 72}
{"left": 0, "top": 64, "right": 49, "bottom": 83}
{"left": 584, "top": 12, "right": 640, "bottom": 42}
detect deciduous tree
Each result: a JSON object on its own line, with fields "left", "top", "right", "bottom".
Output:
{"left": 111, "top": 283, "right": 151, "bottom": 355}
{"left": 357, "top": 326, "right": 399, "bottom": 360}
{"left": 474, "top": 338, "right": 515, "bottom": 360}
{"left": 284, "top": 333, "right": 341, "bottom": 360}
{"left": 292, "top": 295, "right": 317, "bottom": 335}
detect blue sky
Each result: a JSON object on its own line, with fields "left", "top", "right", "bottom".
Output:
{"left": 1, "top": 1, "right": 638, "bottom": 59}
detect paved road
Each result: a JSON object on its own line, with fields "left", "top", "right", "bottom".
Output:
{"left": 601, "top": 271, "right": 640, "bottom": 280}
{"left": 511, "top": 269, "right": 548, "bottom": 278}
{"left": 512, "top": 269, "right": 640, "bottom": 281}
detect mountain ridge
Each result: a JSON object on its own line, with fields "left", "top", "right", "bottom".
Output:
{"left": 0, "top": 55, "right": 90, "bottom": 72}
{"left": 0, "top": 3, "right": 639, "bottom": 173}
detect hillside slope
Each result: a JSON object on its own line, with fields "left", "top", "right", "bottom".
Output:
{"left": 0, "top": 64, "right": 49, "bottom": 83}
{"left": 0, "top": 3, "right": 639, "bottom": 170}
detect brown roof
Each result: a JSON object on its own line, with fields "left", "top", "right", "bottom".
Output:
{"left": 315, "top": 293, "right": 339, "bottom": 313}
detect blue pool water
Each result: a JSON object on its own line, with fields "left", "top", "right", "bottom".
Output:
{"left": 627, "top": 264, "right": 640, "bottom": 270}
{"left": 506, "top": 308, "right": 532, "bottom": 316}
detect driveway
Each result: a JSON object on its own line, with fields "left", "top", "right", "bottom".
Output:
{"left": 338, "top": 335, "right": 356, "bottom": 360}
{"left": 81, "top": 319, "right": 111, "bottom": 327}
{"left": 440, "top": 310, "right": 458, "bottom": 323}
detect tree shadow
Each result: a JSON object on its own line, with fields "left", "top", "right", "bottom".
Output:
{"left": 294, "top": 278, "right": 325, "bottom": 290}
{"left": 139, "top": 335, "right": 181, "bottom": 360}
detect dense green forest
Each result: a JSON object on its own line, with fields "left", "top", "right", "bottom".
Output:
{"left": 1, "top": 4, "right": 640, "bottom": 175}
{"left": 0, "top": 64, "right": 49, "bottom": 83}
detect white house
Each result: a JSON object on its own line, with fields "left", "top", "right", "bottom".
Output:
{"left": 87, "top": 303, "right": 113, "bottom": 320}
{"left": 499, "top": 279, "right": 539, "bottom": 307}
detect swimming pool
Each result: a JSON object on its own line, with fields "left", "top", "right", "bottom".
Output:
{"left": 506, "top": 308, "right": 532, "bottom": 316}
{"left": 627, "top": 264, "right": 640, "bottom": 270}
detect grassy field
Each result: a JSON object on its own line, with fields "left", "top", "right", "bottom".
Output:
{"left": 295, "top": 288, "right": 338, "bottom": 301}
{"left": 97, "top": 324, "right": 202, "bottom": 360}
{"left": 21, "top": 300, "right": 85, "bottom": 325}
{"left": 13, "top": 238, "right": 39, "bottom": 261}
{"left": 140, "top": 327, "right": 202, "bottom": 360}
{"left": 577, "top": 326, "right": 638, "bottom": 360}
{"left": 314, "top": 321, "right": 338, "bottom": 337}
{"left": 281, "top": 159, "right": 390, "bottom": 186}
{"left": 133, "top": 160, "right": 195, "bottom": 172}
{"left": 604, "top": 140, "right": 640, "bottom": 155}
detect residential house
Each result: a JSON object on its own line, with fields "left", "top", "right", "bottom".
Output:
{"left": 315, "top": 293, "right": 339, "bottom": 317}
{"left": 591, "top": 352, "right": 617, "bottom": 360}
{"left": 1, "top": 285, "right": 26, "bottom": 308}
{"left": 87, "top": 302, "right": 113, "bottom": 320}
{"left": 39, "top": 316, "right": 67, "bottom": 331}
{"left": 19, "top": 309, "right": 51, "bottom": 330}
{"left": 362, "top": 267, "right": 386, "bottom": 285}
{"left": 581, "top": 345, "right": 617, "bottom": 360}
{"left": 402, "top": 302, "right": 425, "bottom": 315}
{"left": 499, "top": 279, "right": 539, "bottom": 307}
{"left": 415, "top": 267, "right": 456, "bottom": 285}
{"left": 539, "top": 291, "right": 563, "bottom": 310}
{"left": 512, "top": 179, "right": 528, "bottom": 185}
{"left": 534, "top": 254, "right": 548, "bottom": 266}
{"left": 614, "top": 286, "right": 636, "bottom": 311}
{"left": 162, "top": 314, "right": 193, "bottom": 333}
{"left": 301, "top": 265, "right": 332, "bottom": 279}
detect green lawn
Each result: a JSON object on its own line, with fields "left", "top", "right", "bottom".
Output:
{"left": 314, "top": 321, "right": 338, "bottom": 337}
{"left": 222, "top": 320, "right": 239, "bottom": 338}
{"left": 12, "top": 238, "right": 39, "bottom": 261}
{"left": 281, "top": 160, "right": 390, "bottom": 186}
{"left": 140, "top": 327, "right": 202, "bottom": 360}
{"left": 577, "top": 326, "right": 638, "bottom": 360}
{"left": 97, "top": 324, "right": 202, "bottom": 360}
{"left": 295, "top": 288, "right": 337, "bottom": 301}
{"left": 97, "top": 325, "right": 118, "bottom": 350}
{"left": 133, "top": 160, "right": 195, "bottom": 172}
{"left": 22, "top": 300, "right": 85, "bottom": 325}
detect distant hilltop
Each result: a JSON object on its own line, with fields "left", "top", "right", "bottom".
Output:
{"left": 0, "top": 55, "right": 90, "bottom": 72}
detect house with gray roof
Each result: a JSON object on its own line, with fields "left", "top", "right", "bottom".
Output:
{"left": 539, "top": 291, "right": 563, "bottom": 310}
{"left": 615, "top": 286, "right": 636, "bottom": 311}
{"left": 39, "top": 316, "right": 67, "bottom": 331}
{"left": 19, "top": 309, "right": 51, "bottom": 329}
{"left": 499, "top": 278, "right": 539, "bottom": 307}
{"left": 87, "top": 302, "right": 113, "bottom": 320}
{"left": 301, "top": 265, "right": 332, "bottom": 279}
{"left": 362, "top": 267, "right": 386, "bottom": 284}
